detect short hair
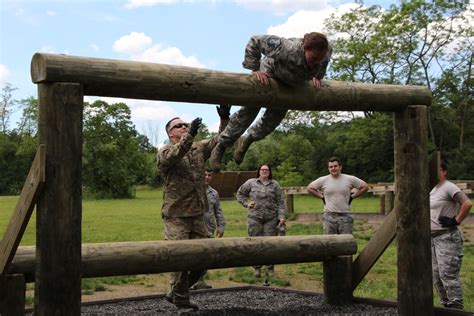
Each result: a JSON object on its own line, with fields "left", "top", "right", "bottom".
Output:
{"left": 440, "top": 162, "right": 447, "bottom": 171}
{"left": 303, "top": 32, "right": 329, "bottom": 51}
{"left": 165, "top": 117, "right": 180, "bottom": 134}
{"left": 256, "top": 163, "right": 273, "bottom": 180}
{"left": 205, "top": 168, "right": 213, "bottom": 173}
{"left": 328, "top": 157, "right": 342, "bottom": 166}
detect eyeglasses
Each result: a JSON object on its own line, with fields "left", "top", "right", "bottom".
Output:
{"left": 170, "top": 123, "right": 189, "bottom": 130}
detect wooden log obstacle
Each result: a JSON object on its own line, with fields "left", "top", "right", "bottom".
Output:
{"left": 0, "top": 53, "right": 433, "bottom": 316}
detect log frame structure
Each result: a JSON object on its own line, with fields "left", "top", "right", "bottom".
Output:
{"left": 2, "top": 53, "right": 433, "bottom": 315}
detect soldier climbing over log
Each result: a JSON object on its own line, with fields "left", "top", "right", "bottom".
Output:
{"left": 210, "top": 32, "right": 332, "bottom": 172}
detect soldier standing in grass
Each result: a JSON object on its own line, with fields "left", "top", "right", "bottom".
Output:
{"left": 307, "top": 157, "right": 368, "bottom": 235}
{"left": 191, "top": 168, "right": 226, "bottom": 290}
{"left": 157, "top": 105, "right": 230, "bottom": 311}
{"left": 430, "top": 163, "right": 472, "bottom": 310}
{"left": 209, "top": 32, "right": 332, "bottom": 172}
{"left": 236, "top": 163, "right": 285, "bottom": 278}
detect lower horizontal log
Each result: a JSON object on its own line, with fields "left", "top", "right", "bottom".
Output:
{"left": 10, "top": 235, "right": 356, "bottom": 282}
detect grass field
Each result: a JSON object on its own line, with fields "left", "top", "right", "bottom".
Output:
{"left": 0, "top": 187, "right": 472, "bottom": 311}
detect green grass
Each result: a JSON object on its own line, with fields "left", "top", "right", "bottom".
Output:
{"left": 0, "top": 187, "right": 473, "bottom": 311}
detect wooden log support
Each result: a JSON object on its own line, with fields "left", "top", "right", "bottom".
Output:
{"left": 0, "top": 145, "right": 45, "bottom": 276}
{"left": 9, "top": 235, "right": 357, "bottom": 282}
{"left": 324, "top": 255, "right": 352, "bottom": 305}
{"left": 285, "top": 193, "right": 294, "bottom": 214}
{"left": 385, "top": 191, "right": 394, "bottom": 214}
{"left": 379, "top": 194, "right": 386, "bottom": 215}
{"left": 36, "top": 83, "right": 83, "bottom": 316}
{"left": 0, "top": 274, "right": 26, "bottom": 316}
{"left": 393, "top": 105, "right": 432, "bottom": 315}
{"left": 351, "top": 210, "right": 397, "bottom": 290}
{"left": 31, "top": 53, "right": 431, "bottom": 112}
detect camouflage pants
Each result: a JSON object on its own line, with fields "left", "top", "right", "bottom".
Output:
{"left": 163, "top": 215, "right": 209, "bottom": 303}
{"left": 218, "top": 106, "right": 287, "bottom": 147}
{"left": 431, "top": 229, "right": 464, "bottom": 309}
{"left": 247, "top": 216, "right": 279, "bottom": 270}
{"left": 322, "top": 212, "right": 353, "bottom": 235}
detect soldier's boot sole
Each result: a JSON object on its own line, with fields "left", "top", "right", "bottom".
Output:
{"left": 210, "top": 144, "right": 226, "bottom": 172}
{"left": 234, "top": 136, "right": 253, "bottom": 164}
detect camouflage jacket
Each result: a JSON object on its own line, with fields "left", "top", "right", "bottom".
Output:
{"left": 242, "top": 35, "right": 332, "bottom": 86}
{"left": 236, "top": 178, "right": 285, "bottom": 221}
{"left": 158, "top": 120, "right": 227, "bottom": 218}
{"left": 205, "top": 185, "right": 226, "bottom": 235}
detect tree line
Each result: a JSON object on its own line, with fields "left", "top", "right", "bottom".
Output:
{"left": 0, "top": 1, "right": 472, "bottom": 197}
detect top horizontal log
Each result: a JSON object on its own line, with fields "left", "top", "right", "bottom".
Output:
{"left": 31, "top": 53, "right": 431, "bottom": 112}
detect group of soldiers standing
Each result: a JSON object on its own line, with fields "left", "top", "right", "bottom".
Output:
{"left": 156, "top": 31, "right": 471, "bottom": 312}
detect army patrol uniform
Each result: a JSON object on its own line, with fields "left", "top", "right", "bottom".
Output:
{"left": 158, "top": 123, "right": 225, "bottom": 305}
{"left": 237, "top": 178, "right": 285, "bottom": 271}
{"left": 218, "top": 35, "right": 332, "bottom": 149}
{"left": 430, "top": 180, "right": 467, "bottom": 309}
{"left": 205, "top": 185, "right": 226, "bottom": 237}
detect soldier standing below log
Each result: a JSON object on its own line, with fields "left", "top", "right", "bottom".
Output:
{"left": 307, "top": 157, "right": 368, "bottom": 234}
{"left": 430, "top": 163, "right": 472, "bottom": 310}
{"left": 191, "top": 168, "right": 226, "bottom": 290}
{"left": 157, "top": 105, "right": 230, "bottom": 311}
{"left": 209, "top": 32, "right": 332, "bottom": 172}
{"left": 237, "top": 163, "right": 285, "bottom": 278}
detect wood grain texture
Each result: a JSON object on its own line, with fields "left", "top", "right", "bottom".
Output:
{"left": 36, "top": 83, "right": 83, "bottom": 316}
{"left": 0, "top": 145, "right": 45, "bottom": 276}
{"left": 10, "top": 235, "right": 357, "bottom": 282}
{"left": 31, "top": 53, "right": 432, "bottom": 112}
{"left": 394, "top": 105, "right": 433, "bottom": 316}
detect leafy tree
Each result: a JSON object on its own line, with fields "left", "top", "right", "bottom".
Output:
{"left": 83, "top": 100, "right": 153, "bottom": 198}
{"left": 0, "top": 83, "right": 18, "bottom": 132}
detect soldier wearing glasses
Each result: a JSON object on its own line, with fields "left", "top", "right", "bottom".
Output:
{"left": 157, "top": 105, "right": 230, "bottom": 311}
{"left": 236, "top": 163, "right": 285, "bottom": 278}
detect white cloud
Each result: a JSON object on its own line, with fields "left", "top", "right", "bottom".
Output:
{"left": 125, "top": 0, "right": 178, "bottom": 9}
{"left": 267, "top": 3, "right": 359, "bottom": 37}
{"left": 132, "top": 45, "right": 205, "bottom": 68}
{"left": 46, "top": 10, "right": 56, "bottom": 16}
{"left": 0, "top": 64, "right": 12, "bottom": 87}
{"left": 90, "top": 43, "right": 100, "bottom": 52}
{"left": 113, "top": 32, "right": 205, "bottom": 68}
{"left": 113, "top": 32, "right": 152, "bottom": 54}
{"left": 236, "top": 0, "right": 329, "bottom": 15}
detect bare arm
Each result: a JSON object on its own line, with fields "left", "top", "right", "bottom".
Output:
{"left": 352, "top": 180, "right": 369, "bottom": 199}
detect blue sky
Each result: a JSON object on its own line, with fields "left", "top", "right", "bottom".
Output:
{"left": 1, "top": 0, "right": 388, "bottom": 144}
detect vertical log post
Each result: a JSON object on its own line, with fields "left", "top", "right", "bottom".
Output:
{"left": 323, "top": 255, "right": 352, "bottom": 305}
{"left": 393, "top": 105, "right": 432, "bottom": 315}
{"left": 379, "top": 194, "right": 386, "bottom": 214}
{"left": 0, "top": 274, "right": 26, "bottom": 316}
{"left": 385, "top": 191, "right": 394, "bottom": 214}
{"left": 36, "top": 83, "right": 83, "bottom": 315}
{"left": 285, "top": 193, "right": 294, "bottom": 214}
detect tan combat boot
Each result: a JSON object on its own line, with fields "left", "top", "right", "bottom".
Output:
{"left": 210, "top": 143, "right": 226, "bottom": 172}
{"left": 234, "top": 136, "right": 253, "bottom": 164}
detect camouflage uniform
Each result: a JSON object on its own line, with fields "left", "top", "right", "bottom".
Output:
{"left": 237, "top": 178, "right": 285, "bottom": 271}
{"left": 158, "top": 121, "right": 225, "bottom": 304}
{"left": 204, "top": 185, "right": 226, "bottom": 237}
{"left": 430, "top": 180, "right": 466, "bottom": 309}
{"left": 218, "top": 35, "right": 332, "bottom": 148}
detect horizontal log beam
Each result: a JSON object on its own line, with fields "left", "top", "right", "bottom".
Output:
{"left": 9, "top": 235, "right": 356, "bottom": 282}
{"left": 31, "top": 53, "right": 431, "bottom": 112}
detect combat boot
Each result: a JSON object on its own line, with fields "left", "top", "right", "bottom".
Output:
{"left": 174, "top": 299, "right": 199, "bottom": 310}
{"left": 234, "top": 136, "right": 253, "bottom": 164}
{"left": 254, "top": 267, "right": 261, "bottom": 278}
{"left": 210, "top": 143, "right": 226, "bottom": 172}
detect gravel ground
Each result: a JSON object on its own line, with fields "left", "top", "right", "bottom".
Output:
{"left": 76, "top": 288, "right": 398, "bottom": 315}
